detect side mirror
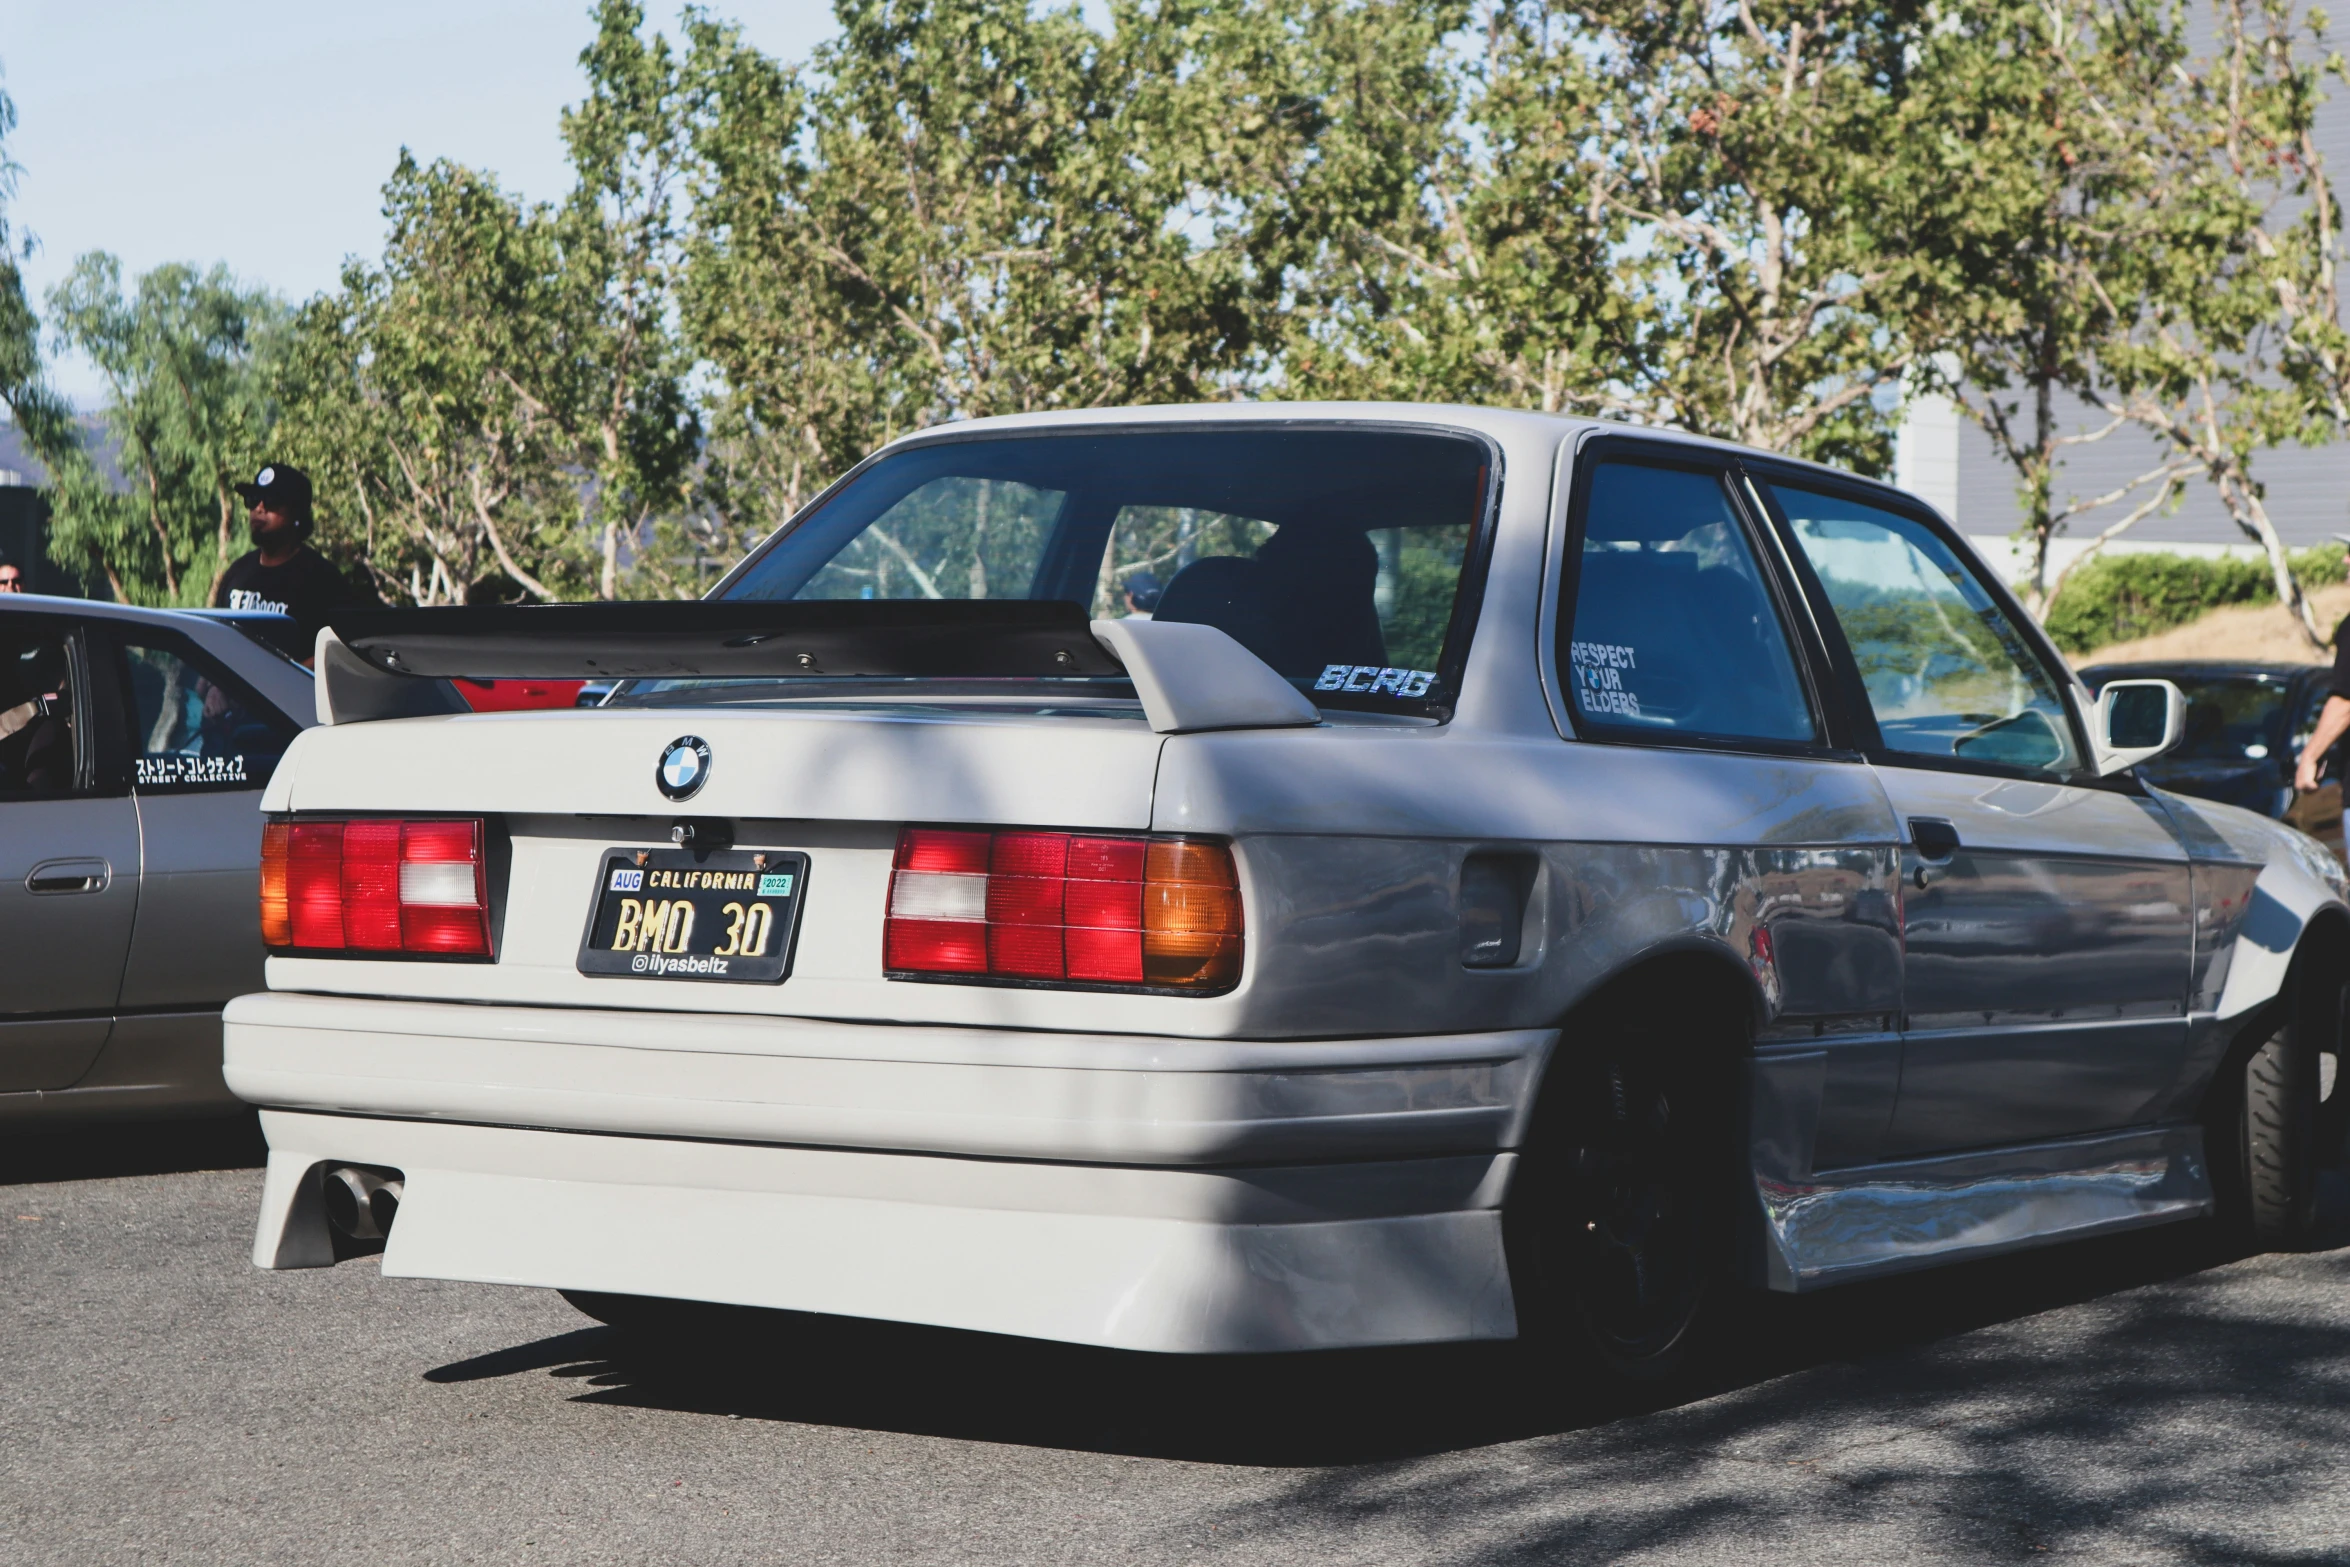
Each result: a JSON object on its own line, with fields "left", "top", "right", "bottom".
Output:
{"left": 2090, "top": 678, "right": 2186, "bottom": 776}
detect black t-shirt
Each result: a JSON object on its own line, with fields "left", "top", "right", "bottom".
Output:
{"left": 2332, "top": 615, "right": 2350, "bottom": 700}
{"left": 214, "top": 548, "right": 371, "bottom": 645}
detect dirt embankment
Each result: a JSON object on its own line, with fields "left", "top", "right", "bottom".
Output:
{"left": 2067, "top": 583, "right": 2350, "bottom": 671}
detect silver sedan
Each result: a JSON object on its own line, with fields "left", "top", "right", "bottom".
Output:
{"left": 0, "top": 595, "right": 312, "bottom": 1122}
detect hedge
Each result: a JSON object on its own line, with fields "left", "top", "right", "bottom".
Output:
{"left": 2038, "top": 548, "right": 2349, "bottom": 654}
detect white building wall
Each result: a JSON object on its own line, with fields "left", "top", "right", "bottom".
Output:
{"left": 1892, "top": 389, "right": 1962, "bottom": 526}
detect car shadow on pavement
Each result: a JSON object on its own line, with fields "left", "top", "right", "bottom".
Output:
{"left": 423, "top": 1188, "right": 2350, "bottom": 1473}
{"left": 0, "top": 1111, "right": 264, "bottom": 1187}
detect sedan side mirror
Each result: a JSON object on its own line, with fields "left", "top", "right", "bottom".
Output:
{"left": 2090, "top": 678, "right": 2186, "bottom": 776}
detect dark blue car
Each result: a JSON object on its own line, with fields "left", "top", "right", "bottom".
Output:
{"left": 2080, "top": 660, "right": 2344, "bottom": 860}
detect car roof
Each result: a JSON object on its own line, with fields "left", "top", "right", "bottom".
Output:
{"left": 0, "top": 590, "right": 316, "bottom": 724}
{"left": 0, "top": 591, "right": 250, "bottom": 629}
{"left": 2079, "top": 660, "right": 2322, "bottom": 678}
{"left": 875, "top": 400, "right": 1882, "bottom": 489}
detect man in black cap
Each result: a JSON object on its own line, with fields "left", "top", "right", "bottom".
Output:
{"left": 2294, "top": 532, "right": 2350, "bottom": 794}
{"left": 214, "top": 462, "right": 369, "bottom": 654}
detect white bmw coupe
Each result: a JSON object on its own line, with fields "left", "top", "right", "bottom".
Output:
{"left": 227, "top": 404, "right": 2348, "bottom": 1386}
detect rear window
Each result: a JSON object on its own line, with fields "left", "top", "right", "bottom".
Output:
{"left": 713, "top": 427, "right": 1494, "bottom": 714}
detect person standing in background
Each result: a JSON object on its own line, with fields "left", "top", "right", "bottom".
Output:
{"left": 0, "top": 559, "right": 24, "bottom": 592}
{"left": 214, "top": 462, "right": 371, "bottom": 653}
{"left": 2294, "top": 532, "right": 2350, "bottom": 794}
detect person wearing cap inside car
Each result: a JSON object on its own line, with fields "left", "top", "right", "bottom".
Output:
{"left": 214, "top": 462, "right": 371, "bottom": 657}
{"left": 2295, "top": 532, "right": 2350, "bottom": 794}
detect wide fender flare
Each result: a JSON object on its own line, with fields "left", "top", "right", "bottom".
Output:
{"left": 1540, "top": 930, "right": 1771, "bottom": 1062}
{"left": 2214, "top": 846, "right": 2350, "bottom": 1026}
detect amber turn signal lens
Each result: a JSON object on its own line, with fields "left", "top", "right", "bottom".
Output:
{"left": 1142, "top": 838, "right": 1242, "bottom": 989}
{"left": 259, "top": 820, "right": 291, "bottom": 949}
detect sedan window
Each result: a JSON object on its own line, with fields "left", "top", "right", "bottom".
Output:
{"left": 122, "top": 636, "right": 297, "bottom": 791}
{"left": 0, "top": 629, "right": 80, "bottom": 795}
{"left": 1775, "top": 485, "right": 2080, "bottom": 777}
{"left": 2161, "top": 675, "right": 2291, "bottom": 762}
{"left": 1563, "top": 460, "right": 1815, "bottom": 745}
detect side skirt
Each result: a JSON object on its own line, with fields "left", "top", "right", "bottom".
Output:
{"left": 1749, "top": 1058, "right": 2211, "bottom": 1292}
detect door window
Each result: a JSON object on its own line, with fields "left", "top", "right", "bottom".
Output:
{"left": 1562, "top": 460, "right": 1815, "bottom": 744}
{"left": 0, "top": 626, "right": 81, "bottom": 796}
{"left": 120, "top": 635, "right": 296, "bottom": 791}
{"left": 1773, "top": 485, "right": 2081, "bottom": 777}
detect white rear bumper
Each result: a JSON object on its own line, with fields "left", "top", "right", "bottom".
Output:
{"left": 230, "top": 993, "right": 1549, "bottom": 1352}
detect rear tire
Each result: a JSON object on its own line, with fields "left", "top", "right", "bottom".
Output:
{"left": 1506, "top": 1007, "right": 1741, "bottom": 1387}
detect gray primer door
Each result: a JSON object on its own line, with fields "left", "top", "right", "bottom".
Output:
{"left": 1874, "top": 767, "right": 2193, "bottom": 1154}
{"left": 1773, "top": 482, "right": 2193, "bottom": 1158}
{"left": 0, "top": 621, "right": 138, "bottom": 1091}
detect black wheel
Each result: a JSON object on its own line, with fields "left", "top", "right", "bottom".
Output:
{"left": 2229, "top": 952, "right": 2346, "bottom": 1248}
{"left": 1507, "top": 1014, "right": 1739, "bottom": 1385}
{"left": 2322, "top": 977, "right": 2350, "bottom": 1176}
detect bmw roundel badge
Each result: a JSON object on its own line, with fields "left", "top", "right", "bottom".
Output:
{"left": 656, "top": 735, "right": 712, "bottom": 801}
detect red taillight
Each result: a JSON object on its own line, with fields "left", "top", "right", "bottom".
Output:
{"left": 261, "top": 817, "right": 491, "bottom": 958}
{"left": 885, "top": 827, "right": 1240, "bottom": 992}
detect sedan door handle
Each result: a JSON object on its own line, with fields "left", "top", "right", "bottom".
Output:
{"left": 1908, "top": 818, "right": 1961, "bottom": 863}
{"left": 27, "top": 857, "right": 111, "bottom": 894}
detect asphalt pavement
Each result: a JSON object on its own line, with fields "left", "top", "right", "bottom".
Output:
{"left": 3, "top": 1117, "right": 2348, "bottom": 1566}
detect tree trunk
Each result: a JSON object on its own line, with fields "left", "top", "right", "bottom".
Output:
{"left": 207, "top": 480, "right": 238, "bottom": 605}
{"left": 2224, "top": 471, "right": 2326, "bottom": 649}
{"left": 142, "top": 455, "right": 178, "bottom": 600}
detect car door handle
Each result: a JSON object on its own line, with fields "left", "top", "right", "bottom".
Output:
{"left": 27, "top": 857, "right": 111, "bottom": 894}
{"left": 1908, "top": 818, "right": 1961, "bottom": 863}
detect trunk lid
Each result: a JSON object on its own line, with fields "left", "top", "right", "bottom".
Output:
{"left": 259, "top": 703, "right": 1211, "bottom": 1029}
{"left": 269, "top": 704, "right": 1164, "bottom": 828}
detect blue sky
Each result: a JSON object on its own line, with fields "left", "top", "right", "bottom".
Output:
{"left": 4, "top": 0, "right": 840, "bottom": 405}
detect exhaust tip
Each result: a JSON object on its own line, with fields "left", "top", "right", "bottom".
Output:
{"left": 368, "top": 1178, "right": 404, "bottom": 1234}
{"left": 320, "top": 1164, "right": 402, "bottom": 1242}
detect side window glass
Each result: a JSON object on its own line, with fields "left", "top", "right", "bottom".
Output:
{"left": 0, "top": 628, "right": 81, "bottom": 796}
{"left": 1564, "top": 460, "right": 1815, "bottom": 744}
{"left": 121, "top": 637, "right": 295, "bottom": 791}
{"left": 1774, "top": 484, "right": 2080, "bottom": 777}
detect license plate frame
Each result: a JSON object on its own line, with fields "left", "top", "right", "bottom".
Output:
{"left": 575, "top": 847, "right": 810, "bottom": 984}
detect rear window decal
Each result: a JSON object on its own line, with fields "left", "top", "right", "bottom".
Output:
{"left": 136, "top": 753, "right": 252, "bottom": 787}
{"left": 1316, "top": 664, "right": 1435, "bottom": 698}
{"left": 1569, "top": 640, "right": 1642, "bottom": 719}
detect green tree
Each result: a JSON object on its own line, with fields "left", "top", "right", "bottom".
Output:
{"left": 42, "top": 254, "right": 286, "bottom": 604}
{"left": 2088, "top": 0, "right": 2340, "bottom": 646}
{"left": 673, "top": 0, "right": 1260, "bottom": 563}
{"left": 1225, "top": 0, "right": 1926, "bottom": 467}
{"left": 1891, "top": 0, "right": 2197, "bottom": 612}
{"left": 272, "top": 155, "right": 591, "bottom": 605}
{"left": 556, "top": 0, "right": 700, "bottom": 599}
{"left": 1572, "top": 0, "right": 1925, "bottom": 468}
{"left": 278, "top": 8, "right": 704, "bottom": 607}
{"left": 1223, "top": 0, "right": 1648, "bottom": 415}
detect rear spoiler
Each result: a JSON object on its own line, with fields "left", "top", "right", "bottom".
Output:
{"left": 313, "top": 601, "right": 1318, "bottom": 735}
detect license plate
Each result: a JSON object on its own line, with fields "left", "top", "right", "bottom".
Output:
{"left": 576, "top": 848, "right": 809, "bottom": 983}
